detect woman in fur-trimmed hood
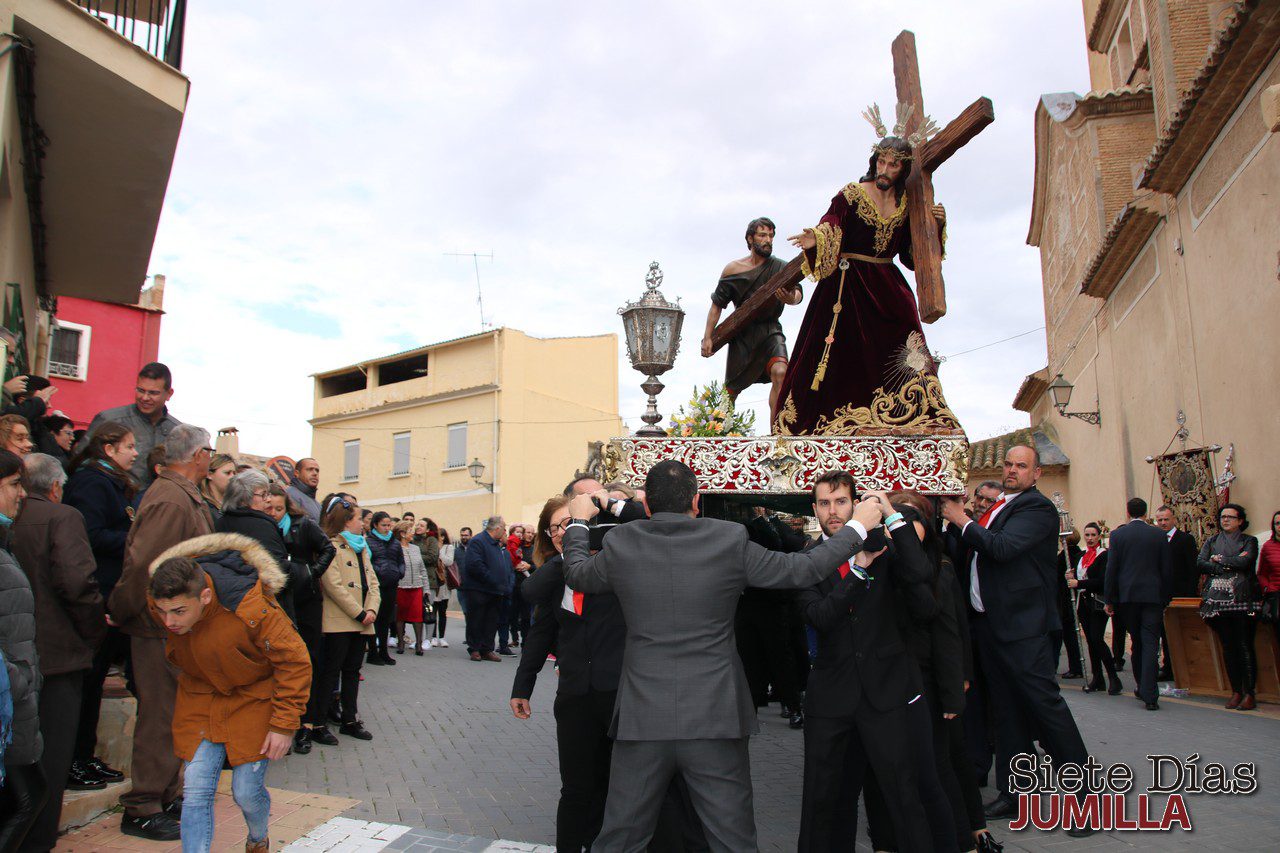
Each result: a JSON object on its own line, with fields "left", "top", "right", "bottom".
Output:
{"left": 146, "top": 532, "right": 311, "bottom": 768}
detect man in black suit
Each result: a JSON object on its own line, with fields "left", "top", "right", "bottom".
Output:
{"left": 797, "top": 471, "right": 936, "bottom": 852}
{"left": 1156, "top": 505, "right": 1200, "bottom": 598}
{"left": 940, "top": 445, "right": 1092, "bottom": 836}
{"left": 1105, "top": 498, "right": 1173, "bottom": 710}
{"left": 1155, "top": 505, "right": 1198, "bottom": 679}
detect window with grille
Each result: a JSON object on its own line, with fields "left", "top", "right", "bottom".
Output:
{"left": 446, "top": 423, "right": 467, "bottom": 469}
{"left": 48, "top": 322, "right": 90, "bottom": 380}
{"left": 392, "top": 432, "right": 411, "bottom": 476}
{"left": 343, "top": 439, "right": 360, "bottom": 482}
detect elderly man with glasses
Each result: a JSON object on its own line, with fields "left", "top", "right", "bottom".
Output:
{"left": 109, "top": 424, "right": 215, "bottom": 841}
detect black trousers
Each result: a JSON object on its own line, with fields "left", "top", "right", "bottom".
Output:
{"left": 971, "top": 614, "right": 1090, "bottom": 796}
{"left": 296, "top": 598, "right": 326, "bottom": 725}
{"left": 553, "top": 690, "right": 616, "bottom": 851}
{"left": 510, "top": 582, "right": 531, "bottom": 645}
{"left": 373, "top": 579, "right": 397, "bottom": 658}
{"left": 19, "top": 672, "right": 83, "bottom": 853}
{"left": 1077, "top": 598, "right": 1117, "bottom": 685}
{"left": 432, "top": 599, "right": 450, "bottom": 639}
{"left": 799, "top": 708, "right": 932, "bottom": 852}
{"left": 735, "top": 594, "right": 802, "bottom": 710}
{"left": 1118, "top": 603, "right": 1164, "bottom": 703}
{"left": 317, "top": 632, "right": 366, "bottom": 724}
{"left": 863, "top": 694, "right": 960, "bottom": 852}
{"left": 0, "top": 762, "right": 48, "bottom": 852}
{"left": 961, "top": 621, "right": 995, "bottom": 792}
{"left": 1053, "top": 589, "right": 1083, "bottom": 674}
{"left": 1208, "top": 614, "right": 1259, "bottom": 695}
{"left": 1110, "top": 612, "right": 1128, "bottom": 664}
{"left": 464, "top": 591, "right": 501, "bottom": 655}
{"left": 73, "top": 627, "right": 130, "bottom": 763}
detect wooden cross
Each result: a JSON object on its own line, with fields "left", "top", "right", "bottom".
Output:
{"left": 708, "top": 30, "right": 993, "bottom": 352}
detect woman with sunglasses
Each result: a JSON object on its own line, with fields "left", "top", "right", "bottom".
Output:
{"left": 1198, "top": 503, "right": 1261, "bottom": 710}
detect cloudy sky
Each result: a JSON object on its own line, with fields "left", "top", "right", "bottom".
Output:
{"left": 150, "top": 1, "right": 1093, "bottom": 458}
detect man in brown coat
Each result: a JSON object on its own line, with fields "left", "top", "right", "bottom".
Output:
{"left": 12, "top": 453, "right": 107, "bottom": 852}
{"left": 148, "top": 532, "right": 310, "bottom": 853}
{"left": 108, "top": 424, "right": 214, "bottom": 841}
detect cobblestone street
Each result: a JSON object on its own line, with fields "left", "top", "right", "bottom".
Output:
{"left": 256, "top": 613, "right": 1280, "bottom": 851}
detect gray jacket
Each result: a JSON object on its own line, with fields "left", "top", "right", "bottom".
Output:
{"left": 285, "top": 479, "right": 320, "bottom": 522}
{"left": 562, "top": 513, "right": 865, "bottom": 741}
{"left": 83, "top": 404, "right": 182, "bottom": 486}
{"left": 0, "top": 545, "right": 42, "bottom": 765}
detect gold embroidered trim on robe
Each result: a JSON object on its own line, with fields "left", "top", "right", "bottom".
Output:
{"left": 841, "top": 182, "right": 908, "bottom": 255}
{"left": 801, "top": 222, "right": 842, "bottom": 281}
{"left": 773, "top": 373, "right": 961, "bottom": 436}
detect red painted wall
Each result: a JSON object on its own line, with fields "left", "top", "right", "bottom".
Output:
{"left": 49, "top": 296, "right": 163, "bottom": 429}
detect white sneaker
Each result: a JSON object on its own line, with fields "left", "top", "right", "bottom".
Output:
{"left": 438, "top": 638, "right": 449, "bottom": 648}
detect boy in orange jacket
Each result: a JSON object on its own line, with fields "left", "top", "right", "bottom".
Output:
{"left": 148, "top": 533, "right": 311, "bottom": 853}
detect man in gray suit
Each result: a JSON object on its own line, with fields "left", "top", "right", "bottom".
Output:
{"left": 563, "top": 460, "right": 883, "bottom": 852}
{"left": 1105, "top": 497, "right": 1172, "bottom": 710}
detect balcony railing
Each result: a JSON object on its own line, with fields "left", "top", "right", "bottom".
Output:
{"left": 75, "top": 0, "right": 187, "bottom": 70}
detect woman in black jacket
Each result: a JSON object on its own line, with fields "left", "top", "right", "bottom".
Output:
{"left": 62, "top": 421, "right": 137, "bottom": 788}
{"left": 214, "top": 470, "right": 307, "bottom": 623}
{"left": 365, "top": 511, "right": 404, "bottom": 665}
{"left": 264, "top": 484, "right": 335, "bottom": 755}
{"left": 1067, "top": 522, "right": 1121, "bottom": 695}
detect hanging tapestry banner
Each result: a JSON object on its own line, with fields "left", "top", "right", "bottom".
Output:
{"left": 1155, "top": 448, "right": 1220, "bottom": 542}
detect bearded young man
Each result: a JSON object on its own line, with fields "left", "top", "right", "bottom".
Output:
{"left": 775, "top": 136, "right": 956, "bottom": 436}
{"left": 700, "top": 217, "right": 802, "bottom": 421}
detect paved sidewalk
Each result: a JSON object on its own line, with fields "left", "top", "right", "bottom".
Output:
{"left": 264, "top": 614, "right": 1280, "bottom": 851}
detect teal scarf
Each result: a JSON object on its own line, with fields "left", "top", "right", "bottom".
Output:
{"left": 278, "top": 514, "right": 293, "bottom": 538}
{"left": 370, "top": 528, "right": 392, "bottom": 542}
{"left": 340, "top": 531, "right": 367, "bottom": 553}
{"left": 0, "top": 512, "right": 11, "bottom": 527}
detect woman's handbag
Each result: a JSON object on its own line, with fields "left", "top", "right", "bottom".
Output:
{"left": 445, "top": 563, "right": 461, "bottom": 591}
{"left": 1260, "top": 592, "right": 1280, "bottom": 624}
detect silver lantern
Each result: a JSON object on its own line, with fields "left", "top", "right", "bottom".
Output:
{"left": 619, "top": 262, "right": 685, "bottom": 437}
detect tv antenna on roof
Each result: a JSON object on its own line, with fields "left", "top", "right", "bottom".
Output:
{"left": 445, "top": 251, "right": 494, "bottom": 331}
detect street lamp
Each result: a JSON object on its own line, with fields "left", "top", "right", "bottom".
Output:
{"left": 467, "top": 457, "right": 493, "bottom": 492}
{"left": 619, "top": 261, "right": 685, "bottom": 437}
{"left": 1047, "top": 373, "right": 1101, "bottom": 426}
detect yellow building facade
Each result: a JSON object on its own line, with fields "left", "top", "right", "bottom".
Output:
{"left": 1009, "top": 0, "right": 1279, "bottom": 530}
{"left": 308, "top": 328, "right": 624, "bottom": 536}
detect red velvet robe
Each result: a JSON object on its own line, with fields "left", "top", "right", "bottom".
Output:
{"left": 773, "top": 182, "right": 962, "bottom": 436}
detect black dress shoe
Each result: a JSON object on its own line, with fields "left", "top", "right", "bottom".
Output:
{"left": 498, "top": 647, "right": 517, "bottom": 657}
{"left": 1107, "top": 676, "right": 1123, "bottom": 695}
{"left": 381, "top": 654, "right": 397, "bottom": 665}
{"left": 1082, "top": 680, "right": 1104, "bottom": 693}
{"left": 1059, "top": 671, "right": 1083, "bottom": 679}
{"left": 1115, "top": 658, "right": 1126, "bottom": 671}
{"left": 1145, "top": 702, "right": 1159, "bottom": 711}
{"left": 163, "top": 797, "right": 182, "bottom": 817}
{"left": 66, "top": 760, "right": 107, "bottom": 791}
{"left": 339, "top": 721, "right": 373, "bottom": 741}
{"left": 121, "top": 812, "right": 181, "bottom": 841}
{"left": 975, "top": 832, "right": 1005, "bottom": 853}
{"left": 984, "top": 795, "right": 1018, "bottom": 819}
{"left": 1157, "top": 667, "right": 1174, "bottom": 681}
{"left": 1066, "top": 825, "right": 1096, "bottom": 837}
{"left": 309, "top": 726, "right": 339, "bottom": 746}
{"left": 788, "top": 710, "right": 804, "bottom": 730}
{"left": 366, "top": 655, "right": 386, "bottom": 666}
{"left": 85, "top": 757, "right": 124, "bottom": 782}
{"left": 293, "top": 729, "right": 312, "bottom": 754}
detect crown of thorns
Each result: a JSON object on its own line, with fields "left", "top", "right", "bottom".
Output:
{"left": 860, "top": 102, "right": 941, "bottom": 158}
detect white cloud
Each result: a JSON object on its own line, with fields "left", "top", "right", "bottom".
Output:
{"left": 148, "top": 0, "right": 1091, "bottom": 456}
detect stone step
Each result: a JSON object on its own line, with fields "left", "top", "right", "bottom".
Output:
{"left": 59, "top": 780, "right": 129, "bottom": 832}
